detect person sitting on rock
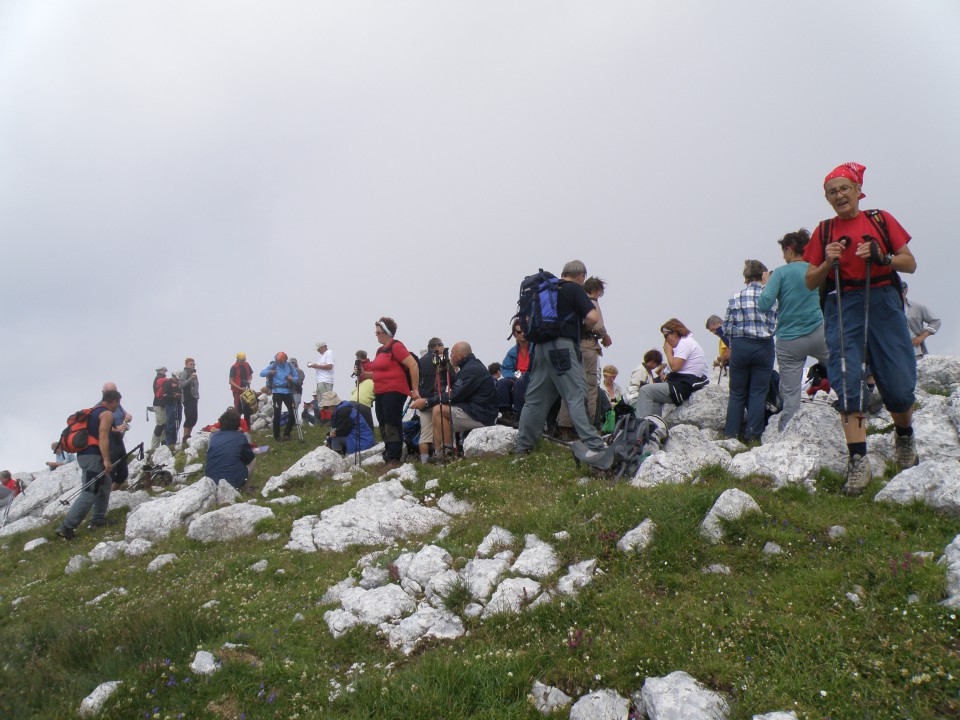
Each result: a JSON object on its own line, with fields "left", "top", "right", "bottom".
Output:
{"left": 204, "top": 408, "right": 257, "bottom": 492}
{"left": 46, "top": 441, "right": 76, "bottom": 469}
{"left": 496, "top": 320, "right": 531, "bottom": 423}
{"left": 626, "top": 349, "right": 667, "bottom": 405}
{"left": 633, "top": 319, "right": 710, "bottom": 419}
{"left": 705, "top": 315, "right": 731, "bottom": 372}
{"left": 320, "top": 391, "right": 376, "bottom": 456}
{"left": 410, "top": 341, "right": 498, "bottom": 459}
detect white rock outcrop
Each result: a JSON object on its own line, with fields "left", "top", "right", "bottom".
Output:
{"left": 632, "top": 425, "right": 730, "bottom": 488}
{"left": 617, "top": 518, "right": 656, "bottom": 554}
{"left": 124, "top": 478, "right": 224, "bottom": 541}
{"left": 261, "top": 446, "right": 345, "bottom": 496}
{"left": 463, "top": 425, "right": 519, "bottom": 456}
{"left": 569, "top": 688, "right": 630, "bottom": 720}
{"left": 187, "top": 503, "right": 275, "bottom": 543}
{"left": 701, "top": 488, "right": 762, "bottom": 543}
{"left": 529, "top": 681, "right": 572, "bottom": 715}
{"left": 638, "top": 670, "right": 730, "bottom": 720}
{"left": 874, "top": 460, "right": 960, "bottom": 515}
{"left": 78, "top": 680, "right": 122, "bottom": 717}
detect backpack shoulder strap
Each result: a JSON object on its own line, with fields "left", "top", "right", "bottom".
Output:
{"left": 864, "top": 209, "right": 892, "bottom": 253}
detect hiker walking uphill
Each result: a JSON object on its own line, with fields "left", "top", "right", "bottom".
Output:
{"left": 261, "top": 352, "right": 297, "bottom": 443}
{"left": 804, "top": 162, "right": 919, "bottom": 496}
{"left": 55, "top": 388, "right": 123, "bottom": 540}
{"left": 515, "top": 260, "right": 608, "bottom": 460}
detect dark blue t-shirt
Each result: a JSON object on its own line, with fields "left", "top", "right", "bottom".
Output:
{"left": 205, "top": 431, "right": 256, "bottom": 485}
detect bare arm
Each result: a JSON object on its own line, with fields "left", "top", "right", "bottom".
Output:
{"left": 99, "top": 411, "right": 113, "bottom": 472}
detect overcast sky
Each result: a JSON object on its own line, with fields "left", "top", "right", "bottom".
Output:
{"left": 2, "top": 1, "right": 957, "bottom": 473}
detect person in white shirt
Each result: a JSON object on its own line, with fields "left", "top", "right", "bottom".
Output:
{"left": 308, "top": 341, "right": 335, "bottom": 397}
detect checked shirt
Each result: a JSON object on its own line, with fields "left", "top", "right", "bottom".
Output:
{"left": 722, "top": 282, "right": 777, "bottom": 340}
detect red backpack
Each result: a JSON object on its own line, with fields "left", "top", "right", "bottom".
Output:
{"left": 58, "top": 405, "right": 102, "bottom": 454}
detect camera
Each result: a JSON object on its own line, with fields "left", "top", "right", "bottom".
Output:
{"left": 351, "top": 358, "right": 363, "bottom": 378}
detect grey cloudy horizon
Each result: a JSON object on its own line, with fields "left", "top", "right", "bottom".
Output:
{"left": 2, "top": 1, "right": 958, "bottom": 473}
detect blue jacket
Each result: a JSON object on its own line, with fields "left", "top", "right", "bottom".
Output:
{"left": 205, "top": 431, "right": 256, "bottom": 489}
{"left": 425, "top": 353, "right": 497, "bottom": 426}
{"left": 331, "top": 401, "right": 376, "bottom": 454}
{"left": 501, "top": 344, "right": 521, "bottom": 379}
{"left": 260, "top": 360, "right": 296, "bottom": 394}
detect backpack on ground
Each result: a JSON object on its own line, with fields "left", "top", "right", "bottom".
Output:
{"left": 514, "top": 269, "right": 572, "bottom": 343}
{"left": 765, "top": 369, "right": 784, "bottom": 420}
{"left": 572, "top": 408, "right": 669, "bottom": 479}
{"left": 59, "top": 407, "right": 94, "bottom": 454}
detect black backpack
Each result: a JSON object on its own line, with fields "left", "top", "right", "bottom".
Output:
{"left": 572, "top": 409, "right": 669, "bottom": 479}
{"left": 514, "top": 269, "right": 573, "bottom": 343}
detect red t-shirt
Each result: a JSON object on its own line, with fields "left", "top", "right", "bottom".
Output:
{"left": 371, "top": 340, "right": 412, "bottom": 395}
{"left": 516, "top": 346, "right": 530, "bottom": 374}
{"left": 805, "top": 210, "right": 910, "bottom": 285}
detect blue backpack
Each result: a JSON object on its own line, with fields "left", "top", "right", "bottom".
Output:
{"left": 515, "top": 269, "right": 572, "bottom": 343}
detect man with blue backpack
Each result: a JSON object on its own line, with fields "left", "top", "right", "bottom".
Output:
{"left": 514, "top": 260, "right": 608, "bottom": 462}
{"left": 261, "top": 352, "right": 298, "bottom": 443}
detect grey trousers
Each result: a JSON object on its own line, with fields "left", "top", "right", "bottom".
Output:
{"left": 557, "top": 344, "right": 600, "bottom": 428}
{"left": 775, "top": 325, "right": 830, "bottom": 431}
{"left": 62, "top": 454, "right": 111, "bottom": 530}
{"left": 633, "top": 381, "right": 673, "bottom": 419}
{"left": 517, "top": 338, "right": 605, "bottom": 452}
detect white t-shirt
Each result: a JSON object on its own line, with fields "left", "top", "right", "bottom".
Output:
{"left": 672, "top": 335, "right": 708, "bottom": 378}
{"left": 315, "top": 350, "right": 335, "bottom": 384}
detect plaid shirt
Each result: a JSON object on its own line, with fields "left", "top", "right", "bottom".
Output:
{"left": 722, "top": 282, "right": 777, "bottom": 340}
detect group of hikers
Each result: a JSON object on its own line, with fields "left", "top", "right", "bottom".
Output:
{"left": 29, "top": 160, "right": 941, "bottom": 541}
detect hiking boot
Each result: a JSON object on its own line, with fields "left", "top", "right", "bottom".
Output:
{"left": 841, "top": 454, "right": 872, "bottom": 496}
{"left": 55, "top": 525, "right": 75, "bottom": 540}
{"left": 866, "top": 389, "right": 885, "bottom": 415}
{"left": 894, "top": 432, "right": 919, "bottom": 469}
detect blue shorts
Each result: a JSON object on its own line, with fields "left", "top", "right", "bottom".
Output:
{"left": 823, "top": 284, "right": 916, "bottom": 413}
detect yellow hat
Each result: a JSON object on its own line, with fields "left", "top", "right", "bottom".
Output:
{"left": 236, "top": 352, "right": 246, "bottom": 360}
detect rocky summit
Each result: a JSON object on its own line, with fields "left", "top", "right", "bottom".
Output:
{"left": 2, "top": 355, "right": 960, "bottom": 719}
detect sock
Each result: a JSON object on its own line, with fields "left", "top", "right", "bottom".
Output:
{"left": 866, "top": 382, "right": 876, "bottom": 392}
{"left": 848, "top": 442, "right": 867, "bottom": 458}
{"left": 895, "top": 425, "right": 913, "bottom": 437}
{"left": 420, "top": 454, "right": 429, "bottom": 463}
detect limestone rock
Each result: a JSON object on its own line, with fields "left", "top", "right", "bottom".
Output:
{"left": 24, "top": 537, "right": 48, "bottom": 551}
{"left": 379, "top": 603, "right": 465, "bottom": 654}
{"left": 0, "top": 516, "right": 48, "bottom": 539}
{"left": 78, "top": 680, "right": 122, "bottom": 717}
{"left": 632, "top": 425, "right": 730, "bottom": 488}
{"left": 124, "top": 538, "right": 154, "bottom": 557}
{"left": 190, "top": 650, "right": 219, "bottom": 676}
{"left": 753, "top": 713, "right": 798, "bottom": 720}
{"left": 916, "top": 355, "right": 960, "bottom": 394}
{"left": 460, "top": 557, "right": 511, "bottom": 601}
{"left": 463, "top": 425, "right": 519, "bottom": 456}
{"left": 728, "top": 439, "right": 819, "bottom": 491}
{"left": 639, "top": 670, "right": 730, "bottom": 719}
{"left": 88, "top": 540, "right": 129, "bottom": 564}
{"left": 6, "top": 464, "right": 79, "bottom": 523}
{"left": 760, "top": 401, "right": 848, "bottom": 475}
{"left": 701, "top": 488, "right": 761, "bottom": 543}
{"left": 147, "top": 554, "right": 177, "bottom": 572}
{"left": 482, "top": 577, "right": 541, "bottom": 617}
{"left": 261, "top": 446, "right": 345, "bottom": 496}
{"left": 337, "top": 584, "right": 416, "bottom": 626}
{"left": 436, "top": 492, "right": 474, "bottom": 515}
{"left": 106, "top": 489, "right": 151, "bottom": 514}
{"left": 617, "top": 518, "right": 656, "bottom": 554}
{"left": 404, "top": 545, "right": 453, "bottom": 586}
{"left": 569, "top": 688, "right": 630, "bottom": 720}
{"left": 529, "top": 681, "right": 572, "bottom": 715}
{"left": 476, "top": 525, "right": 516, "bottom": 557}
{"left": 65, "top": 554, "right": 91, "bottom": 574}
{"left": 941, "top": 534, "right": 960, "bottom": 607}
{"left": 556, "top": 559, "right": 597, "bottom": 595}
{"left": 286, "top": 479, "right": 449, "bottom": 553}
{"left": 187, "top": 504, "right": 274, "bottom": 543}
{"left": 512, "top": 535, "right": 559, "bottom": 578}
{"left": 124, "top": 477, "right": 221, "bottom": 541}
{"left": 874, "top": 460, "right": 960, "bottom": 515}
{"left": 664, "top": 384, "right": 728, "bottom": 432}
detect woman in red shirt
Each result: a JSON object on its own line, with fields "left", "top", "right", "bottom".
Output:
{"left": 362, "top": 317, "right": 421, "bottom": 466}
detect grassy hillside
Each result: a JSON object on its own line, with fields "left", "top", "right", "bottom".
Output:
{"left": 1, "top": 423, "right": 958, "bottom": 719}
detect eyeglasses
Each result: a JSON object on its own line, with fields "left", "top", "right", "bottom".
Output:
{"left": 513, "top": 328, "right": 523, "bottom": 335}
{"left": 826, "top": 184, "right": 856, "bottom": 198}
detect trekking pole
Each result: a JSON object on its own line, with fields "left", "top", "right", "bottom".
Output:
{"left": 0, "top": 479, "right": 26, "bottom": 530}
{"left": 833, "top": 237, "right": 851, "bottom": 414}
{"left": 858, "top": 251, "right": 873, "bottom": 420}
{"left": 58, "top": 443, "right": 144, "bottom": 506}
{"left": 354, "top": 367, "right": 362, "bottom": 467}
{"left": 292, "top": 394, "right": 305, "bottom": 444}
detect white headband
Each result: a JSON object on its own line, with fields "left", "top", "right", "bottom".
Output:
{"left": 377, "top": 321, "right": 393, "bottom": 338}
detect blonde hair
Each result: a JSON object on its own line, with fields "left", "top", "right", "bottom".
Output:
{"left": 602, "top": 364, "right": 618, "bottom": 377}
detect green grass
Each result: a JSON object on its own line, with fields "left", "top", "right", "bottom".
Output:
{"left": 1, "top": 430, "right": 959, "bottom": 719}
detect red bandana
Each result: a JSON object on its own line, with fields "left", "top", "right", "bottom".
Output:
{"left": 823, "top": 162, "right": 866, "bottom": 199}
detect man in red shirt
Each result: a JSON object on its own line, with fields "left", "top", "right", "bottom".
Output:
{"left": 804, "top": 162, "right": 919, "bottom": 495}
